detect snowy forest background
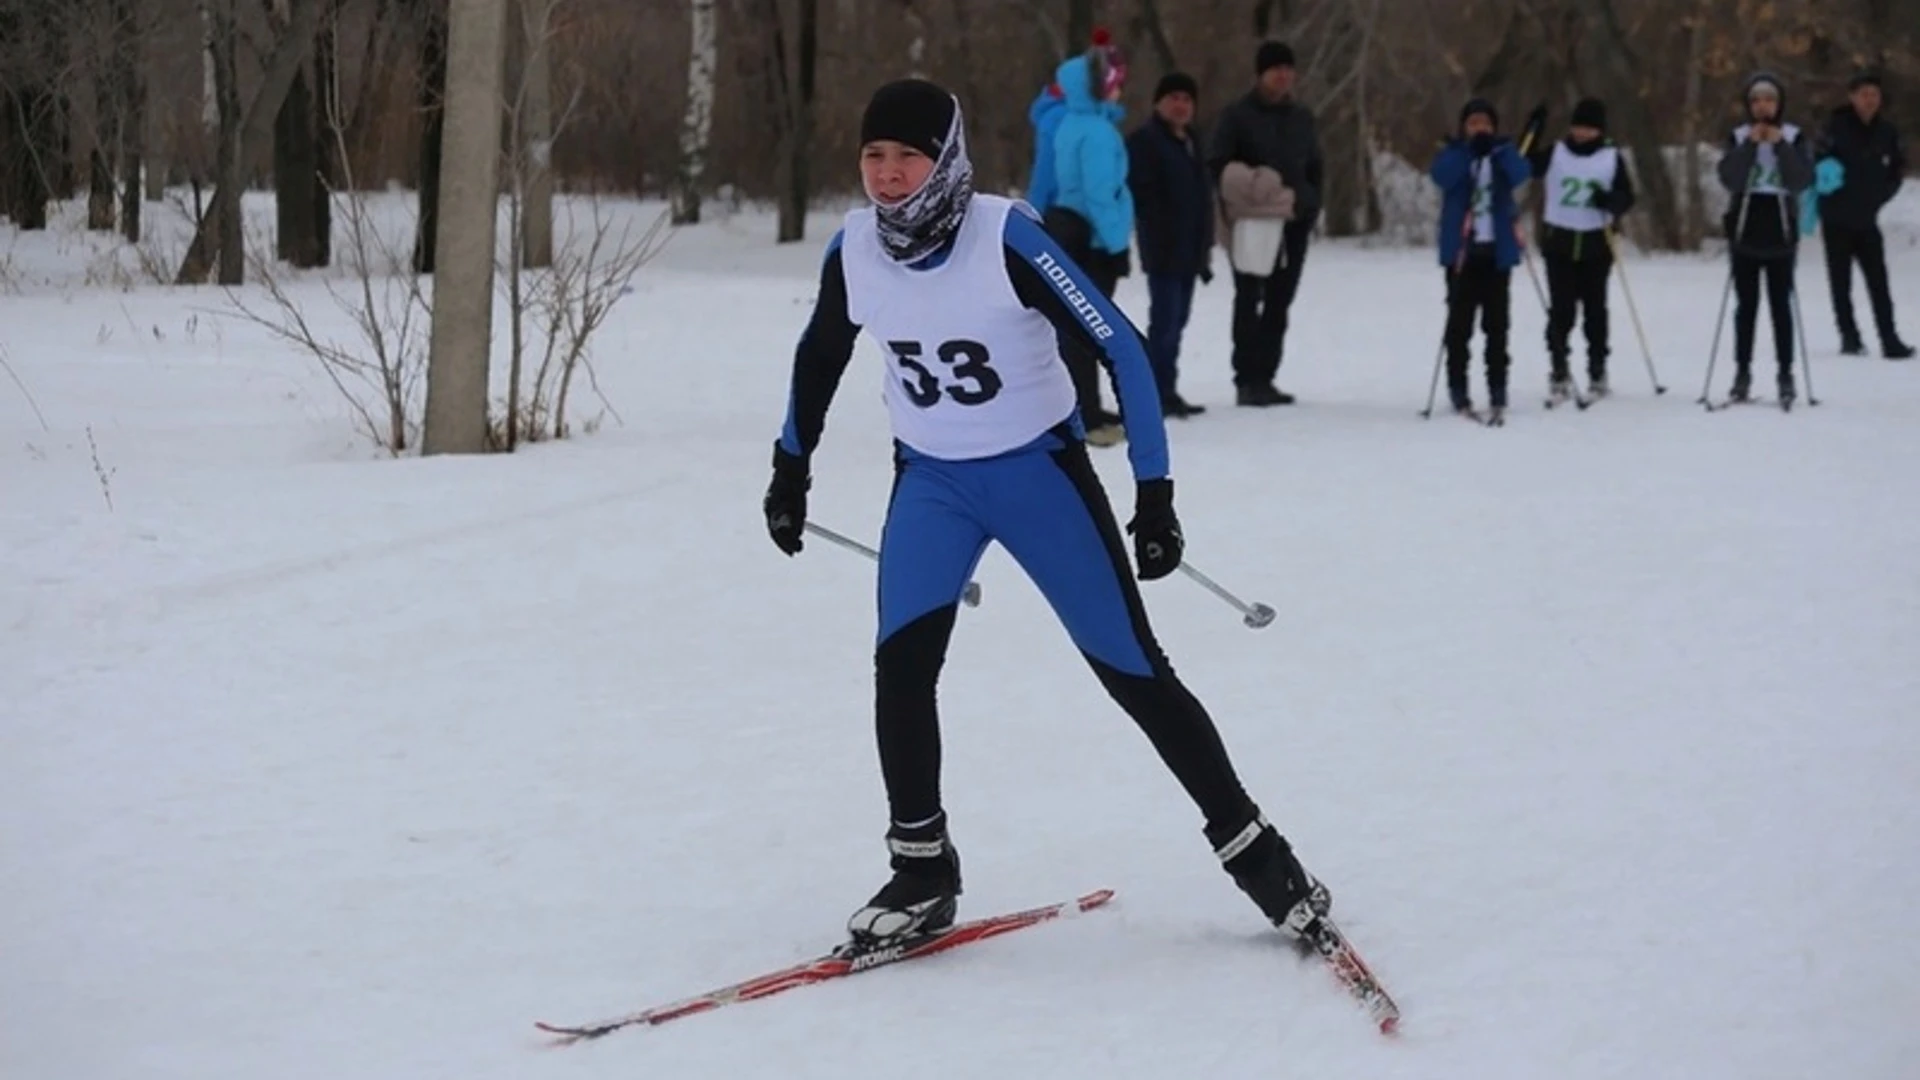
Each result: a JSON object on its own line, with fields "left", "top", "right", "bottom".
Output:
{"left": 2, "top": 0, "right": 1915, "bottom": 285}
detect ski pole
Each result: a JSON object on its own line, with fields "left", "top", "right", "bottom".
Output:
{"left": 1177, "top": 562, "right": 1276, "bottom": 630}
{"left": 804, "top": 522, "right": 983, "bottom": 607}
{"left": 1604, "top": 226, "right": 1665, "bottom": 394}
{"left": 1701, "top": 189, "right": 1753, "bottom": 408}
{"left": 1419, "top": 334, "right": 1446, "bottom": 418}
{"left": 1776, "top": 195, "right": 1821, "bottom": 407}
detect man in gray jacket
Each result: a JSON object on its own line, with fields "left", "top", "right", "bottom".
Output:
{"left": 1206, "top": 40, "right": 1323, "bottom": 406}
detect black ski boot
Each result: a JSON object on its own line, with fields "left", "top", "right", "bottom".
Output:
{"left": 1728, "top": 365, "right": 1752, "bottom": 403}
{"left": 1209, "top": 813, "right": 1331, "bottom": 937}
{"left": 848, "top": 815, "right": 962, "bottom": 944}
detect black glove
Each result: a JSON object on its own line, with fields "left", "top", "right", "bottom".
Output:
{"left": 1109, "top": 246, "right": 1133, "bottom": 280}
{"left": 1588, "top": 188, "right": 1613, "bottom": 212}
{"left": 763, "top": 442, "right": 809, "bottom": 555}
{"left": 1126, "top": 478, "right": 1183, "bottom": 581}
{"left": 1198, "top": 262, "right": 1214, "bottom": 285}
{"left": 1470, "top": 132, "right": 1496, "bottom": 158}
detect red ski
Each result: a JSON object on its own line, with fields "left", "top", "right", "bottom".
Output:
{"left": 1294, "top": 912, "right": 1402, "bottom": 1035}
{"left": 535, "top": 888, "right": 1115, "bottom": 1045}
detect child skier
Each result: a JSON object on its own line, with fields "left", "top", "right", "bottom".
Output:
{"left": 1529, "top": 98, "right": 1637, "bottom": 401}
{"left": 1430, "top": 98, "right": 1533, "bottom": 422}
{"left": 762, "top": 79, "right": 1329, "bottom": 949}
{"left": 1716, "top": 72, "right": 1814, "bottom": 404}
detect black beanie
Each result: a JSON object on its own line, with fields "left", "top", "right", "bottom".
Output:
{"left": 1571, "top": 98, "right": 1607, "bottom": 130}
{"left": 1848, "top": 70, "right": 1882, "bottom": 92}
{"left": 1154, "top": 72, "right": 1198, "bottom": 101}
{"left": 860, "top": 79, "right": 957, "bottom": 160}
{"left": 1460, "top": 97, "right": 1498, "bottom": 129}
{"left": 1255, "top": 41, "right": 1295, "bottom": 74}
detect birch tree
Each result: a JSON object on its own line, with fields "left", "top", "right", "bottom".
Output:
{"left": 670, "top": 0, "right": 716, "bottom": 225}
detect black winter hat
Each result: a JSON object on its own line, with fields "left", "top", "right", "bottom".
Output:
{"left": 1459, "top": 97, "right": 1498, "bottom": 129}
{"left": 1154, "top": 72, "right": 1199, "bottom": 101}
{"left": 1571, "top": 98, "right": 1607, "bottom": 130}
{"left": 1848, "top": 70, "right": 1883, "bottom": 91}
{"left": 1743, "top": 71, "right": 1786, "bottom": 116}
{"left": 1256, "top": 41, "right": 1295, "bottom": 73}
{"left": 860, "top": 79, "right": 957, "bottom": 160}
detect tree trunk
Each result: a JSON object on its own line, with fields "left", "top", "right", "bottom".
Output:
{"left": 414, "top": 0, "right": 450, "bottom": 274}
{"left": 774, "top": 0, "right": 815, "bottom": 244}
{"left": 670, "top": 0, "right": 716, "bottom": 225}
{"left": 4, "top": 85, "right": 59, "bottom": 231}
{"left": 313, "top": 0, "right": 338, "bottom": 264}
{"left": 422, "top": 0, "right": 509, "bottom": 456}
{"left": 1571, "top": 0, "right": 1682, "bottom": 250}
{"left": 1136, "top": 0, "right": 1178, "bottom": 73}
{"left": 113, "top": 0, "right": 144, "bottom": 242}
{"left": 517, "top": 0, "right": 553, "bottom": 268}
{"left": 176, "top": 0, "right": 323, "bottom": 284}
{"left": 274, "top": 62, "right": 324, "bottom": 266}
{"left": 212, "top": 0, "right": 244, "bottom": 283}
{"left": 1067, "top": 0, "right": 1093, "bottom": 50}
{"left": 1680, "top": 7, "right": 1706, "bottom": 250}
{"left": 89, "top": 69, "right": 119, "bottom": 231}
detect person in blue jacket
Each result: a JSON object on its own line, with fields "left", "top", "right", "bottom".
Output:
{"left": 1025, "top": 28, "right": 1123, "bottom": 216}
{"left": 1429, "top": 98, "right": 1533, "bottom": 422}
{"left": 1044, "top": 43, "right": 1134, "bottom": 442}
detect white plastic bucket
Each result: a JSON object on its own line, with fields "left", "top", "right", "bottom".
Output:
{"left": 1231, "top": 218, "right": 1285, "bottom": 278}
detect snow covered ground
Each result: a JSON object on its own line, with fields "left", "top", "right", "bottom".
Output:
{"left": 5, "top": 186, "right": 1919, "bottom": 1080}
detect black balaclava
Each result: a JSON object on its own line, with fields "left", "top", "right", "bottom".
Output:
{"left": 859, "top": 79, "right": 975, "bottom": 265}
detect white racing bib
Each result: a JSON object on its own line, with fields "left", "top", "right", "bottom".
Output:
{"left": 840, "top": 194, "right": 1077, "bottom": 461}
{"left": 1542, "top": 142, "right": 1621, "bottom": 231}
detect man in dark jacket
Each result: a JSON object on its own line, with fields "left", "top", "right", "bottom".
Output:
{"left": 1127, "top": 72, "right": 1214, "bottom": 418}
{"left": 1817, "top": 72, "right": 1912, "bottom": 359}
{"left": 1206, "top": 41, "right": 1323, "bottom": 407}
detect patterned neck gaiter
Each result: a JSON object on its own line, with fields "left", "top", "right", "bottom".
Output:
{"left": 873, "top": 105, "right": 975, "bottom": 265}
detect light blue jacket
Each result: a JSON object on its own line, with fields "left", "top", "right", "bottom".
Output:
{"left": 1025, "top": 88, "right": 1068, "bottom": 213}
{"left": 1048, "top": 55, "right": 1135, "bottom": 255}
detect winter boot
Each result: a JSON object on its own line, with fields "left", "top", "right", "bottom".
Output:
{"left": 1777, "top": 368, "right": 1797, "bottom": 408}
{"left": 1587, "top": 370, "right": 1610, "bottom": 399}
{"left": 1729, "top": 365, "right": 1752, "bottom": 403}
{"left": 1547, "top": 373, "right": 1574, "bottom": 405}
{"left": 1886, "top": 340, "right": 1916, "bottom": 361}
{"left": 1209, "top": 813, "right": 1331, "bottom": 938}
{"left": 848, "top": 814, "right": 962, "bottom": 944}
{"left": 1840, "top": 334, "right": 1866, "bottom": 356}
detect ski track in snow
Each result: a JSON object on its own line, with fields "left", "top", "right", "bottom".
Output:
{"left": 4, "top": 190, "right": 1919, "bottom": 1080}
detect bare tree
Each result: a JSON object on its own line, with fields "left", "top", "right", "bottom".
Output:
{"left": 421, "top": 0, "right": 509, "bottom": 455}
{"left": 514, "top": 0, "right": 554, "bottom": 267}
{"left": 175, "top": 0, "right": 323, "bottom": 285}
{"left": 670, "top": 0, "right": 716, "bottom": 224}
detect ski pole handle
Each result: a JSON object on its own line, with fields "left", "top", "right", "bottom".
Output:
{"left": 804, "top": 522, "right": 982, "bottom": 608}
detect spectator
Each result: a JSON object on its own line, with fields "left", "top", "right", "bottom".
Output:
{"left": 1045, "top": 39, "right": 1133, "bottom": 445}
{"left": 1817, "top": 71, "right": 1912, "bottom": 360}
{"left": 1206, "top": 40, "right": 1323, "bottom": 407}
{"left": 1127, "top": 72, "right": 1215, "bottom": 418}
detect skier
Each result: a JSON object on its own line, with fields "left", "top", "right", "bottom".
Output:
{"left": 1816, "top": 71, "right": 1912, "bottom": 360}
{"left": 1528, "top": 98, "right": 1637, "bottom": 402}
{"left": 1716, "top": 73, "right": 1814, "bottom": 403}
{"left": 1430, "top": 98, "right": 1533, "bottom": 422}
{"left": 762, "top": 78, "right": 1329, "bottom": 950}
